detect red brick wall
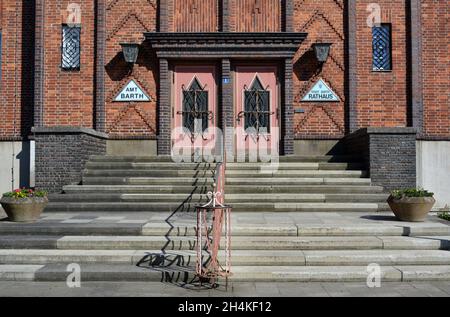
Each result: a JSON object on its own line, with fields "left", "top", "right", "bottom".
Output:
{"left": 174, "top": 0, "right": 218, "bottom": 32}
{"left": 230, "top": 0, "right": 281, "bottom": 32}
{"left": 355, "top": 0, "right": 408, "bottom": 128}
{"left": 41, "top": 1, "right": 95, "bottom": 128}
{"left": 0, "top": 0, "right": 34, "bottom": 138}
{"left": 104, "top": 0, "right": 158, "bottom": 138}
{"left": 421, "top": 0, "right": 450, "bottom": 138}
{"left": 292, "top": 0, "right": 346, "bottom": 138}
{"left": 0, "top": 0, "right": 449, "bottom": 140}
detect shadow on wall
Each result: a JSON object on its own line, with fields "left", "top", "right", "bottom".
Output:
{"left": 105, "top": 42, "right": 156, "bottom": 82}
{"left": 294, "top": 49, "right": 322, "bottom": 82}
{"left": 16, "top": 141, "right": 30, "bottom": 189}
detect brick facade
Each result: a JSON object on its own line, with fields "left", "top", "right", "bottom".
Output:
{"left": 1, "top": 0, "right": 448, "bottom": 141}
{"left": 344, "top": 127, "right": 417, "bottom": 191}
{"left": 33, "top": 127, "right": 107, "bottom": 193}
{"left": 421, "top": 0, "right": 450, "bottom": 139}
{"left": 0, "top": 1, "right": 448, "bottom": 143}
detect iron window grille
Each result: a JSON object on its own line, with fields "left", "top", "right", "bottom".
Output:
{"left": 61, "top": 25, "right": 81, "bottom": 70}
{"left": 237, "top": 76, "right": 273, "bottom": 135}
{"left": 178, "top": 77, "right": 212, "bottom": 138}
{"left": 372, "top": 24, "right": 392, "bottom": 71}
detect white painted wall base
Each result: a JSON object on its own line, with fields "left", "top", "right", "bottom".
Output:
{"left": 0, "top": 141, "right": 32, "bottom": 194}
{"left": 417, "top": 141, "right": 450, "bottom": 210}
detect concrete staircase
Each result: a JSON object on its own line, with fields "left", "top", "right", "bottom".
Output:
{"left": 1, "top": 155, "right": 448, "bottom": 283}
{"left": 45, "top": 155, "right": 390, "bottom": 213}
{"left": 0, "top": 219, "right": 450, "bottom": 282}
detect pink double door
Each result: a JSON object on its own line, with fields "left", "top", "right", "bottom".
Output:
{"left": 172, "top": 64, "right": 279, "bottom": 160}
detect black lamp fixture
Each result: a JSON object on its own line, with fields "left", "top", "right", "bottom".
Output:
{"left": 312, "top": 42, "right": 332, "bottom": 63}
{"left": 120, "top": 43, "right": 140, "bottom": 64}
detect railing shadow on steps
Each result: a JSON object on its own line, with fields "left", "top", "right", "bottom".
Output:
{"left": 136, "top": 154, "right": 226, "bottom": 289}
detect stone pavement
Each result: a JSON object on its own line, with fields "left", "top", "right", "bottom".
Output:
{"left": 0, "top": 281, "right": 449, "bottom": 297}
{"left": 1, "top": 210, "right": 449, "bottom": 227}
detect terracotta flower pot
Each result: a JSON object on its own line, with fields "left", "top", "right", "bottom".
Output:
{"left": 387, "top": 196, "right": 435, "bottom": 222}
{"left": 0, "top": 197, "right": 48, "bottom": 222}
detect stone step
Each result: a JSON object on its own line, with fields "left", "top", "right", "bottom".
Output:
{"left": 84, "top": 162, "right": 364, "bottom": 171}
{"left": 85, "top": 162, "right": 215, "bottom": 170}
{"left": 82, "top": 170, "right": 215, "bottom": 178}
{"left": 87, "top": 155, "right": 361, "bottom": 163}
{"left": 2, "top": 264, "right": 450, "bottom": 282}
{"left": 2, "top": 247, "right": 450, "bottom": 267}
{"left": 226, "top": 178, "right": 372, "bottom": 186}
{"left": 44, "top": 202, "right": 384, "bottom": 212}
{"left": 82, "top": 177, "right": 214, "bottom": 185}
{"left": 225, "top": 170, "right": 367, "bottom": 178}
{"left": 48, "top": 193, "right": 389, "bottom": 204}
{"left": 88, "top": 155, "right": 174, "bottom": 162}
{"left": 2, "top": 222, "right": 448, "bottom": 238}
{"left": 63, "top": 185, "right": 211, "bottom": 194}
{"left": 62, "top": 184, "right": 385, "bottom": 194}
{"left": 81, "top": 169, "right": 367, "bottom": 179}
{"left": 226, "top": 185, "right": 384, "bottom": 194}
{"left": 2, "top": 235, "right": 448, "bottom": 251}
{"left": 0, "top": 249, "right": 306, "bottom": 266}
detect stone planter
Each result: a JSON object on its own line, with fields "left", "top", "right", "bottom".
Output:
{"left": 0, "top": 197, "right": 48, "bottom": 222}
{"left": 387, "top": 196, "right": 435, "bottom": 222}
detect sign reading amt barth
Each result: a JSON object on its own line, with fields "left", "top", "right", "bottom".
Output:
{"left": 114, "top": 80, "right": 151, "bottom": 102}
{"left": 301, "top": 78, "right": 340, "bottom": 102}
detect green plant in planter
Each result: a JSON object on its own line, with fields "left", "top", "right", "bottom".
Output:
{"left": 439, "top": 212, "right": 450, "bottom": 221}
{"left": 391, "top": 188, "right": 434, "bottom": 199}
{"left": 1, "top": 188, "right": 48, "bottom": 222}
{"left": 388, "top": 188, "right": 435, "bottom": 222}
{"left": 2, "top": 188, "right": 47, "bottom": 199}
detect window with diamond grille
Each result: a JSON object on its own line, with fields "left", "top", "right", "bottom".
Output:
{"left": 372, "top": 24, "right": 392, "bottom": 71}
{"left": 244, "top": 77, "right": 271, "bottom": 133}
{"left": 182, "top": 78, "right": 209, "bottom": 134}
{"left": 61, "top": 25, "right": 81, "bottom": 70}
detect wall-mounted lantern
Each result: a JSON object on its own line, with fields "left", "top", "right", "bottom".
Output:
{"left": 312, "top": 43, "right": 332, "bottom": 63}
{"left": 120, "top": 43, "right": 140, "bottom": 64}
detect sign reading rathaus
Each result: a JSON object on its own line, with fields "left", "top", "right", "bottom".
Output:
{"left": 302, "top": 79, "right": 340, "bottom": 102}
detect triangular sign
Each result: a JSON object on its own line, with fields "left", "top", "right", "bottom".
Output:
{"left": 114, "top": 80, "right": 151, "bottom": 102}
{"left": 301, "top": 79, "right": 340, "bottom": 102}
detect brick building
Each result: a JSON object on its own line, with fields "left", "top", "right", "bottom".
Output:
{"left": 0, "top": 0, "right": 449, "bottom": 207}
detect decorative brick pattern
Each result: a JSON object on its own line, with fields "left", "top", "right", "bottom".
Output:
{"left": 292, "top": 0, "right": 346, "bottom": 139}
{"left": 33, "top": 127, "right": 107, "bottom": 193}
{"left": 0, "top": 0, "right": 448, "bottom": 144}
{"left": 105, "top": 0, "right": 158, "bottom": 138}
{"left": 230, "top": 0, "right": 282, "bottom": 32}
{"left": 173, "top": 0, "right": 218, "bottom": 32}
{"left": 344, "top": 128, "right": 417, "bottom": 191}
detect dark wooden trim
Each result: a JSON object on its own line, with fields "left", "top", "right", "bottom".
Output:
{"left": 347, "top": 0, "right": 357, "bottom": 133}
{"left": 95, "top": 0, "right": 106, "bottom": 132}
{"left": 409, "top": 0, "right": 423, "bottom": 136}
{"left": 157, "top": 58, "right": 171, "bottom": 155}
{"left": 34, "top": 0, "right": 45, "bottom": 127}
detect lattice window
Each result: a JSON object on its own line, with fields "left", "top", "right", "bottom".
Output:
{"left": 61, "top": 25, "right": 81, "bottom": 70}
{"left": 243, "top": 76, "right": 271, "bottom": 133}
{"left": 372, "top": 24, "right": 392, "bottom": 71}
{"left": 181, "top": 77, "right": 210, "bottom": 134}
